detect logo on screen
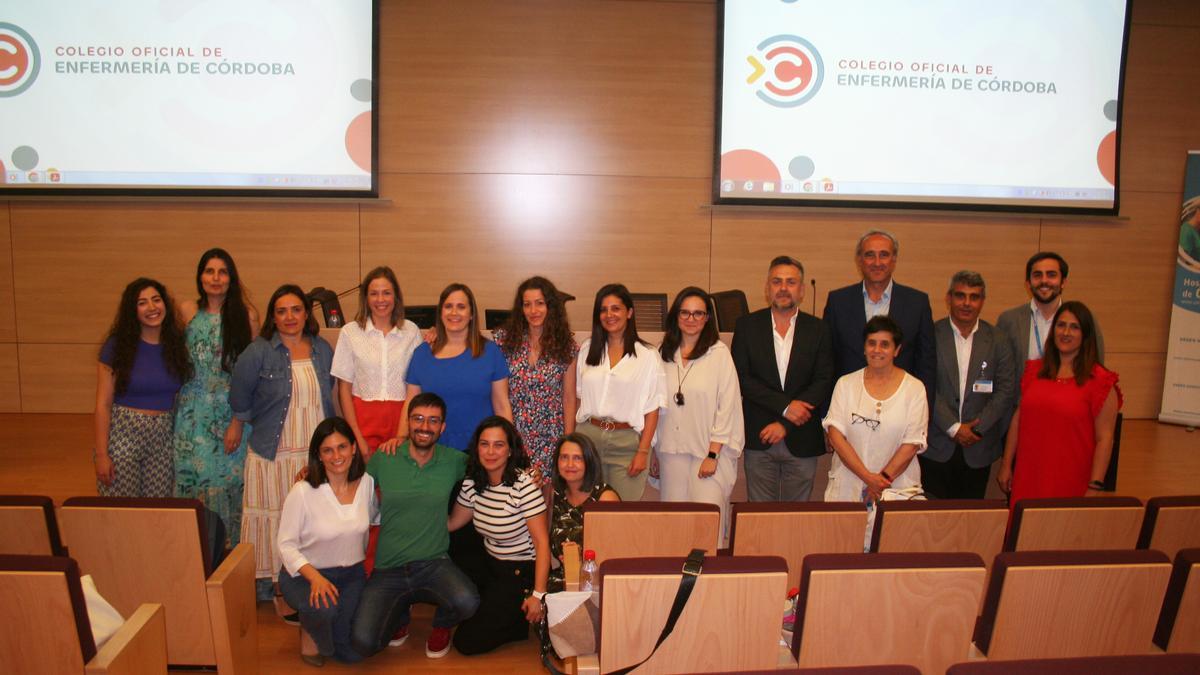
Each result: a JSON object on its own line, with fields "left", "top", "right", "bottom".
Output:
{"left": 0, "top": 23, "right": 40, "bottom": 98}
{"left": 746, "top": 35, "right": 823, "bottom": 108}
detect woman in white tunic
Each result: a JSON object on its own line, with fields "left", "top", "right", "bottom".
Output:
{"left": 822, "top": 315, "right": 927, "bottom": 504}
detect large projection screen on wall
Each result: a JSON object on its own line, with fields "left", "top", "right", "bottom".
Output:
{"left": 714, "top": 0, "right": 1132, "bottom": 215}
{"left": 0, "top": 1, "right": 377, "bottom": 197}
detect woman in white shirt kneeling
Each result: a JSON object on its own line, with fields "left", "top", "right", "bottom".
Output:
{"left": 277, "top": 417, "right": 377, "bottom": 666}
{"left": 449, "top": 416, "right": 550, "bottom": 656}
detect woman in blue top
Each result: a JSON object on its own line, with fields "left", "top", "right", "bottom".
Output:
{"left": 387, "top": 282, "right": 511, "bottom": 451}
{"left": 94, "top": 278, "right": 192, "bottom": 497}
{"left": 230, "top": 284, "right": 336, "bottom": 604}
{"left": 174, "top": 248, "right": 258, "bottom": 547}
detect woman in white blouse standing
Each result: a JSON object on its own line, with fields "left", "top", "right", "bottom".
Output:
{"left": 822, "top": 315, "right": 928, "bottom": 505}
{"left": 657, "top": 287, "right": 744, "bottom": 543}
{"left": 277, "top": 417, "right": 376, "bottom": 666}
{"left": 331, "top": 267, "right": 422, "bottom": 461}
{"left": 574, "top": 283, "right": 667, "bottom": 501}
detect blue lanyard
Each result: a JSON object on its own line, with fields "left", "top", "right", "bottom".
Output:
{"left": 1031, "top": 308, "right": 1044, "bottom": 358}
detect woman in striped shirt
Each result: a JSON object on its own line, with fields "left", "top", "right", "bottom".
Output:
{"left": 448, "top": 416, "right": 549, "bottom": 656}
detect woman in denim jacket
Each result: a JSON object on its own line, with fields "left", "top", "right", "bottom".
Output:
{"left": 231, "top": 284, "right": 335, "bottom": 608}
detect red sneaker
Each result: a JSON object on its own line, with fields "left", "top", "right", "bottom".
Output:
{"left": 388, "top": 624, "right": 408, "bottom": 647}
{"left": 426, "top": 626, "right": 452, "bottom": 658}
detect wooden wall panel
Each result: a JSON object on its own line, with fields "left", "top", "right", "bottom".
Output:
{"left": 1040, "top": 191, "right": 1179, "bottom": 355}
{"left": 1118, "top": 23, "right": 1200, "bottom": 194}
{"left": 0, "top": 206, "right": 15, "bottom": 342}
{"left": 0, "top": 344, "right": 19, "bottom": 413}
{"left": 18, "top": 343, "right": 96, "bottom": 413}
{"left": 10, "top": 202, "right": 360, "bottom": 343}
{"left": 709, "top": 208, "right": 1041, "bottom": 324}
{"left": 1132, "top": 0, "right": 1200, "bottom": 27}
{"left": 361, "top": 174, "right": 712, "bottom": 329}
{"left": 378, "top": 0, "right": 715, "bottom": 177}
{"left": 1105, "top": 352, "right": 1166, "bottom": 420}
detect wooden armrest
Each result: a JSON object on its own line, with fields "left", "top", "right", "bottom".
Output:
{"left": 86, "top": 603, "right": 167, "bottom": 675}
{"left": 205, "top": 542, "right": 258, "bottom": 674}
{"left": 574, "top": 653, "right": 600, "bottom": 675}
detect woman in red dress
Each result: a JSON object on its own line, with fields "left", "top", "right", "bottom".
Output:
{"left": 997, "top": 301, "right": 1121, "bottom": 503}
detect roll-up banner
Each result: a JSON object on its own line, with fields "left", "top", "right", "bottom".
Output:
{"left": 1159, "top": 151, "right": 1200, "bottom": 428}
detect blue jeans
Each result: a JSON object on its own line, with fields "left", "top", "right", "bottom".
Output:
{"left": 743, "top": 442, "right": 818, "bottom": 502}
{"left": 350, "top": 556, "right": 480, "bottom": 657}
{"left": 278, "top": 563, "right": 366, "bottom": 663}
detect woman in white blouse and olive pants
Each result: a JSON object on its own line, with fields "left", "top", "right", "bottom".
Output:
{"left": 657, "top": 288, "right": 744, "bottom": 543}
{"left": 574, "top": 284, "right": 668, "bottom": 502}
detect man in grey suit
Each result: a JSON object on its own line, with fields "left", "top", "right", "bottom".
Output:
{"left": 996, "top": 252, "right": 1105, "bottom": 371}
{"left": 921, "top": 271, "right": 1015, "bottom": 499}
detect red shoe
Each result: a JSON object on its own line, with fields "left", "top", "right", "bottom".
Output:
{"left": 388, "top": 624, "right": 408, "bottom": 648}
{"left": 426, "top": 626, "right": 452, "bottom": 658}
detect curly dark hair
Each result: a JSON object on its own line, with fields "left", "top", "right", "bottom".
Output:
{"left": 194, "top": 248, "right": 253, "bottom": 372}
{"left": 464, "top": 416, "right": 530, "bottom": 493}
{"left": 102, "top": 277, "right": 193, "bottom": 394}
{"left": 498, "top": 276, "right": 575, "bottom": 365}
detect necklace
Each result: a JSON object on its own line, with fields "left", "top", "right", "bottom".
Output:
{"left": 674, "top": 355, "right": 696, "bottom": 406}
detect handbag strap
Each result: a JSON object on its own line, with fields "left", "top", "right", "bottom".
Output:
{"left": 605, "top": 548, "right": 706, "bottom": 675}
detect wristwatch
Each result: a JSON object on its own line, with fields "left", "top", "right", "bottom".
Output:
{"left": 706, "top": 451, "right": 719, "bottom": 460}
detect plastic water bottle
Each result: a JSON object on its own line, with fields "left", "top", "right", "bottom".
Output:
{"left": 579, "top": 549, "right": 598, "bottom": 592}
{"left": 327, "top": 308, "right": 343, "bottom": 328}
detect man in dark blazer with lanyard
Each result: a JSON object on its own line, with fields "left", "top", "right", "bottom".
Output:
{"left": 923, "top": 271, "right": 1015, "bottom": 498}
{"left": 823, "top": 230, "right": 936, "bottom": 411}
{"left": 731, "top": 255, "right": 834, "bottom": 501}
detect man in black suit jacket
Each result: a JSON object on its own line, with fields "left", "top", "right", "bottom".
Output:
{"left": 922, "top": 271, "right": 1015, "bottom": 499}
{"left": 731, "top": 256, "right": 834, "bottom": 501}
{"left": 823, "top": 230, "right": 936, "bottom": 410}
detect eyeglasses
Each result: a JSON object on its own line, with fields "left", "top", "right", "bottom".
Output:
{"left": 679, "top": 310, "right": 708, "bottom": 320}
{"left": 409, "top": 414, "right": 443, "bottom": 426}
{"left": 851, "top": 412, "right": 880, "bottom": 431}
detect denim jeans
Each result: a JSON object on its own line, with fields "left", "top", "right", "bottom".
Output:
{"left": 350, "top": 556, "right": 480, "bottom": 657}
{"left": 277, "top": 563, "right": 366, "bottom": 663}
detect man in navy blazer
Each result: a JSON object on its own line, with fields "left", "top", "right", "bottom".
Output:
{"left": 823, "top": 230, "right": 936, "bottom": 411}
{"left": 731, "top": 255, "right": 834, "bottom": 501}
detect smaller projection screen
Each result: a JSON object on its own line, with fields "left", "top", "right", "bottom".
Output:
{"left": 0, "top": 1, "right": 377, "bottom": 197}
{"left": 715, "top": 0, "right": 1132, "bottom": 214}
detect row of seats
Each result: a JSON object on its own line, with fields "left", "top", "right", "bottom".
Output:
{"left": 0, "top": 495, "right": 256, "bottom": 673}
{"left": 574, "top": 499, "right": 1200, "bottom": 674}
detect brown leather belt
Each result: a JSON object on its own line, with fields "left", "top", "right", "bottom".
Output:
{"left": 588, "top": 417, "right": 632, "bottom": 431}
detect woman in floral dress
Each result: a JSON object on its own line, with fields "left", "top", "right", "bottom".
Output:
{"left": 174, "top": 248, "right": 257, "bottom": 545}
{"left": 492, "top": 276, "right": 578, "bottom": 485}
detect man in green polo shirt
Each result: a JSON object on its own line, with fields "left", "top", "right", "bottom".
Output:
{"left": 351, "top": 392, "right": 479, "bottom": 659}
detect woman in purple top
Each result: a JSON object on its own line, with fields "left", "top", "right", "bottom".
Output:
{"left": 94, "top": 278, "right": 193, "bottom": 497}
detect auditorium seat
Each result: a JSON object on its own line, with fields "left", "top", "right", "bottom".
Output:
{"left": 575, "top": 555, "right": 787, "bottom": 675}
{"left": 792, "top": 552, "right": 985, "bottom": 674}
{"left": 1138, "top": 495, "right": 1200, "bottom": 560}
{"left": 0, "top": 554, "right": 166, "bottom": 674}
{"left": 1004, "top": 496, "right": 1143, "bottom": 552}
{"left": 973, "top": 549, "right": 1171, "bottom": 659}
{"left": 1154, "top": 548, "right": 1200, "bottom": 653}
{"left": 871, "top": 500, "right": 1007, "bottom": 572}
{"left": 582, "top": 501, "right": 720, "bottom": 567}
{"left": 58, "top": 497, "right": 256, "bottom": 672}
{"left": 630, "top": 292, "right": 669, "bottom": 332}
{"left": 694, "top": 667, "right": 921, "bottom": 675}
{"left": 946, "top": 653, "right": 1200, "bottom": 674}
{"left": 0, "top": 495, "right": 66, "bottom": 556}
{"left": 729, "top": 502, "right": 866, "bottom": 591}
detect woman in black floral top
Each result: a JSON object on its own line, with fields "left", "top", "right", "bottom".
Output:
{"left": 548, "top": 433, "right": 619, "bottom": 591}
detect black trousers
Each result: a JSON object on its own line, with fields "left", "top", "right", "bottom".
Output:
{"left": 452, "top": 553, "right": 535, "bottom": 655}
{"left": 919, "top": 445, "right": 991, "bottom": 499}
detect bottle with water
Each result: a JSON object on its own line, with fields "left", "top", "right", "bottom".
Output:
{"left": 327, "top": 308, "right": 344, "bottom": 328}
{"left": 579, "top": 549, "right": 598, "bottom": 592}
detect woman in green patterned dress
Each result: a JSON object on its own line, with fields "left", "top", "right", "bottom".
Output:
{"left": 174, "top": 248, "right": 257, "bottom": 546}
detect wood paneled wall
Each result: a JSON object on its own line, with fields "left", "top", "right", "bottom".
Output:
{"left": 2, "top": 0, "right": 1197, "bottom": 417}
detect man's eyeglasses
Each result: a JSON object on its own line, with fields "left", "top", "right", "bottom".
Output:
{"left": 851, "top": 412, "right": 880, "bottom": 431}
{"left": 409, "top": 414, "right": 443, "bottom": 427}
